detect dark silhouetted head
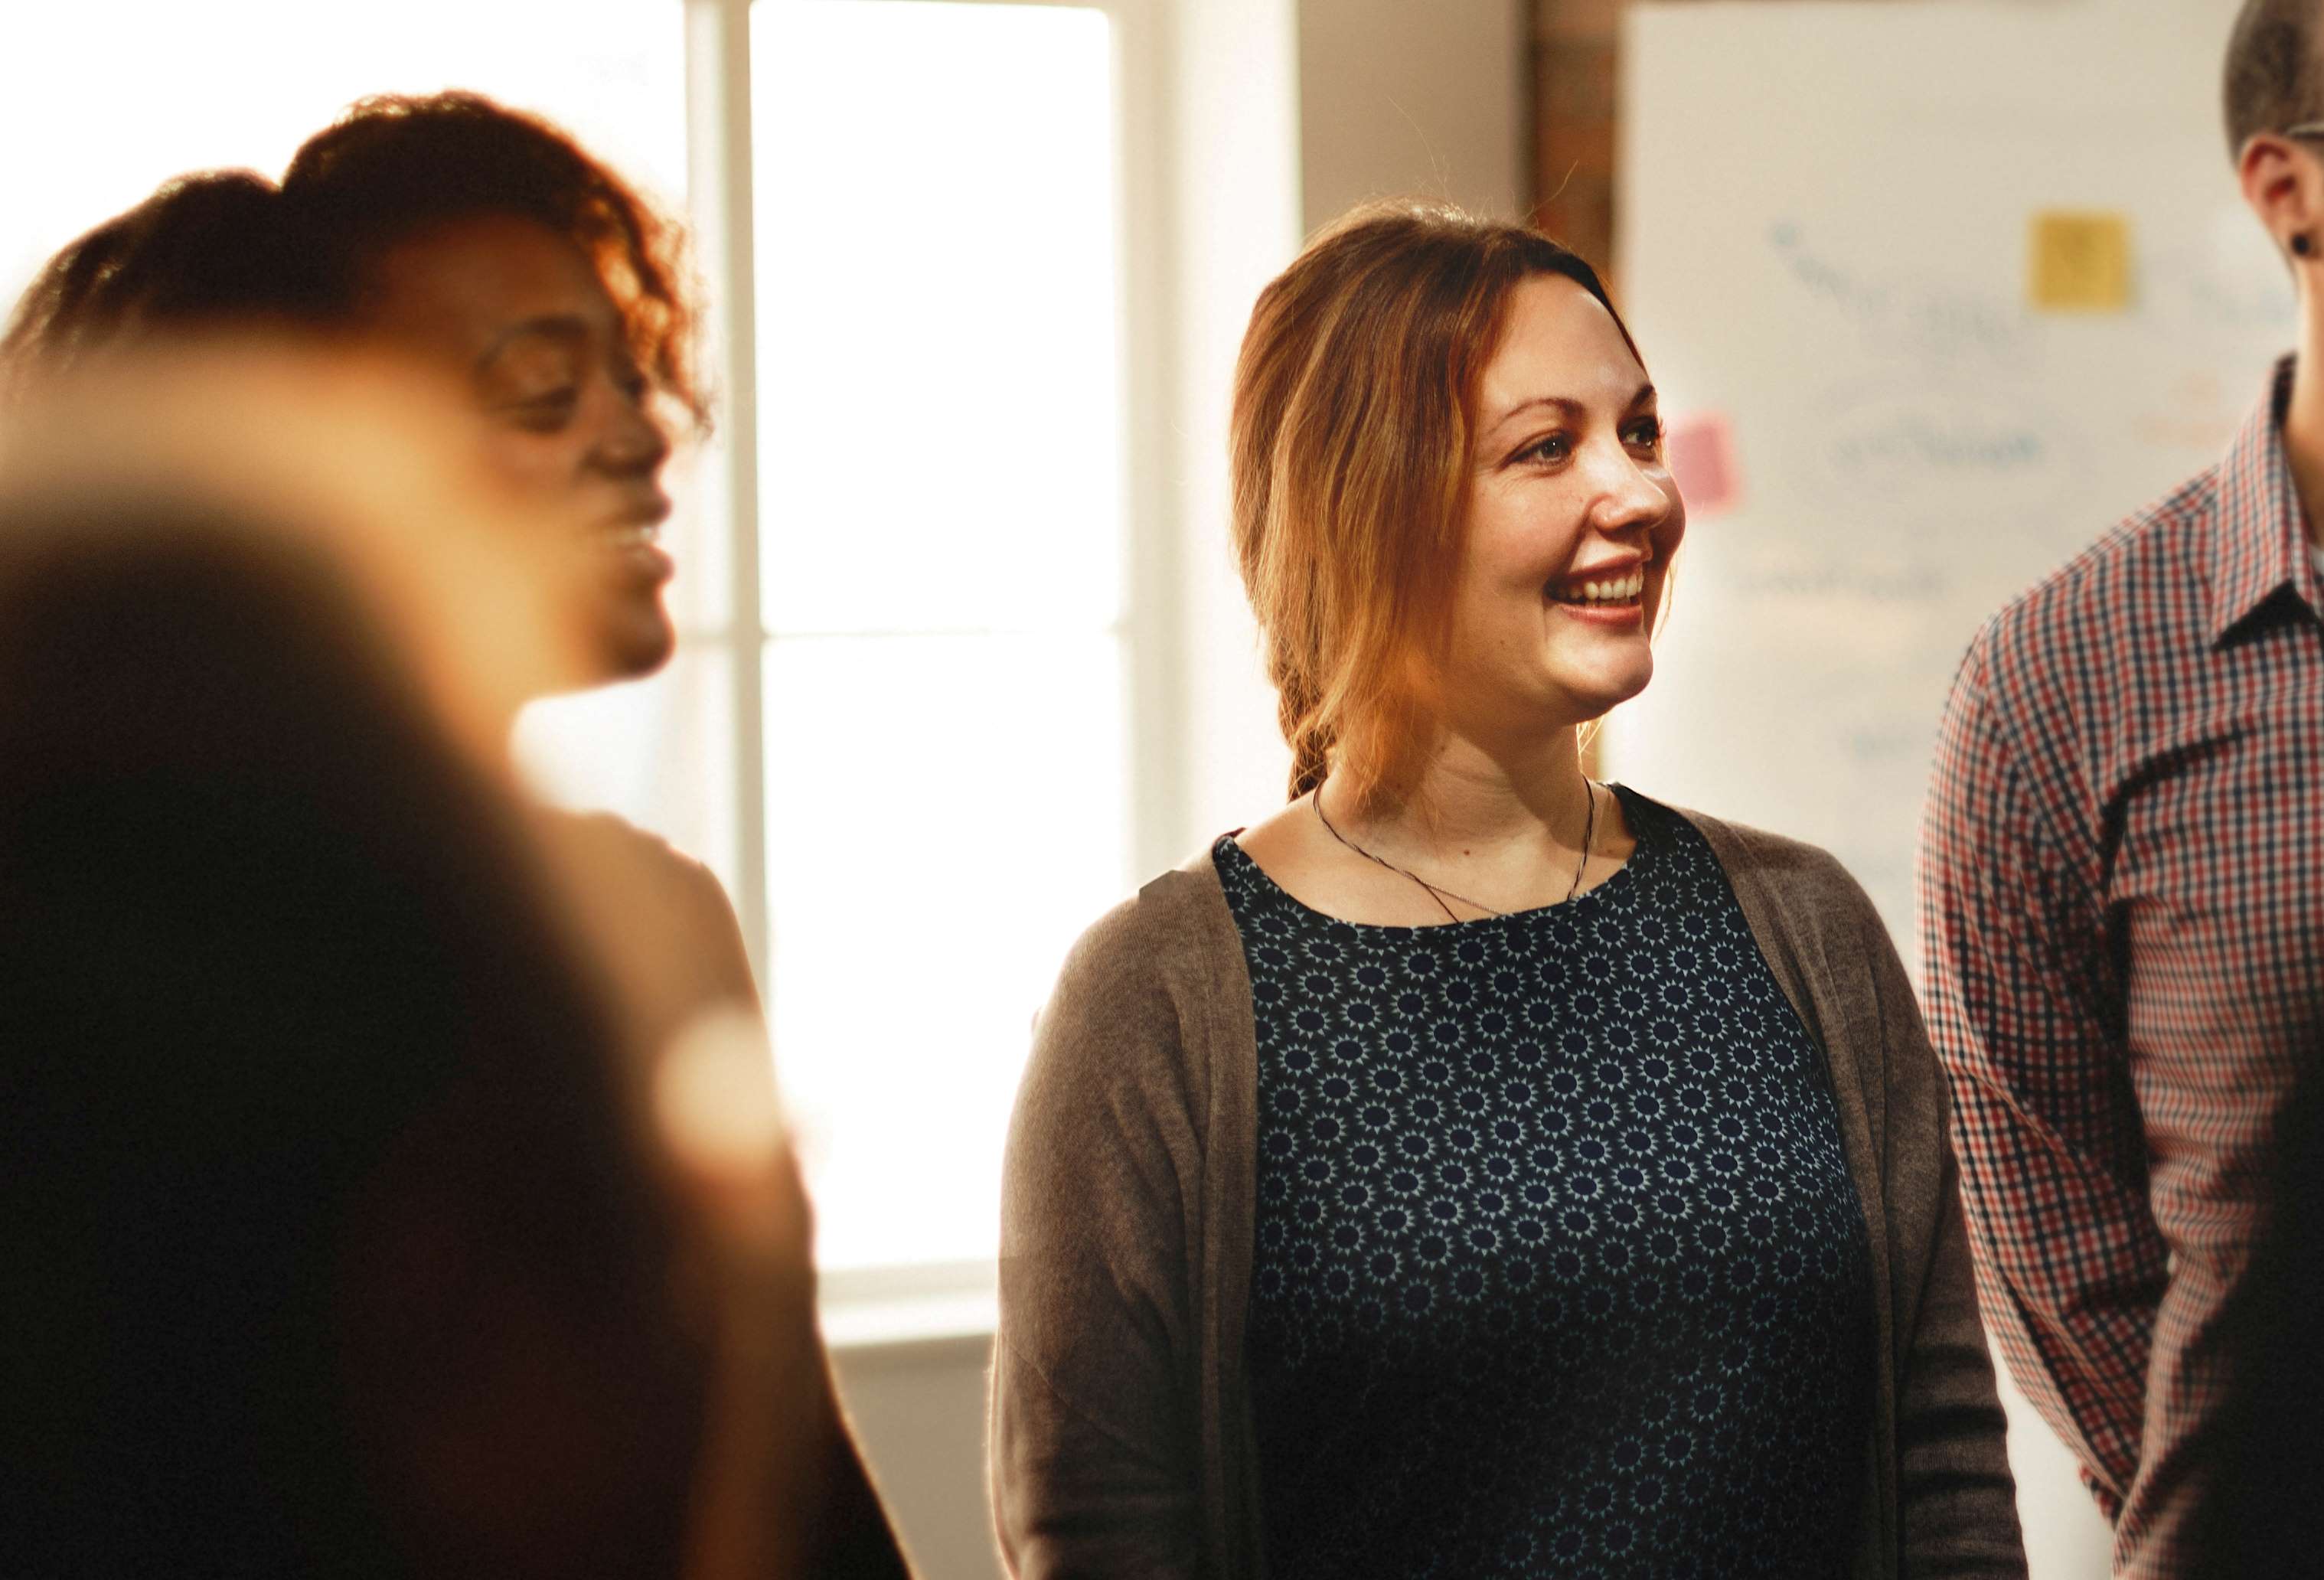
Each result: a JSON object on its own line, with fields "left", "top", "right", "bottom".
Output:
{"left": 0, "top": 491, "right": 703, "bottom": 1578}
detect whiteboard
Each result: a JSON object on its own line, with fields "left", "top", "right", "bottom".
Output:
{"left": 1613, "top": 0, "right": 2290, "bottom": 955}
{"left": 1613, "top": 5, "right": 2287, "bottom": 1575}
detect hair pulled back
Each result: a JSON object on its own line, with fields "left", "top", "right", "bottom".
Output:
{"left": 0, "top": 170, "right": 318, "bottom": 375}
{"left": 4, "top": 93, "right": 703, "bottom": 426}
{"left": 1229, "top": 201, "right": 1640, "bottom": 808}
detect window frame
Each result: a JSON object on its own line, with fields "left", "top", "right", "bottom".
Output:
{"left": 682, "top": 0, "right": 1180, "bottom": 1291}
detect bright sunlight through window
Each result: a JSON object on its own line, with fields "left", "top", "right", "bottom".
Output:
{"left": 4, "top": 0, "right": 1134, "bottom": 1278}
{"left": 753, "top": 1, "right": 1131, "bottom": 1272}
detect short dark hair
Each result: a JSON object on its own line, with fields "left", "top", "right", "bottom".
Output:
{"left": 0, "top": 171, "right": 322, "bottom": 376}
{"left": 2224, "top": 0, "right": 2324, "bottom": 159}
{"left": 3, "top": 93, "right": 703, "bottom": 428}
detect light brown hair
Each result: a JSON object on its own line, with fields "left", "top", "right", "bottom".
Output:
{"left": 1229, "top": 200, "right": 1640, "bottom": 808}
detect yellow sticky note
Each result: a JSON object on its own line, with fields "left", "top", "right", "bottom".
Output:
{"left": 2029, "top": 211, "right": 2133, "bottom": 312}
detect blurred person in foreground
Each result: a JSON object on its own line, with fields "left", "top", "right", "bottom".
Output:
{"left": 6, "top": 95, "right": 910, "bottom": 1568}
{"left": 991, "top": 202, "right": 2025, "bottom": 1578}
{"left": 4, "top": 96, "right": 910, "bottom": 1571}
{"left": 1917, "top": 6, "right": 2324, "bottom": 1574}
{"left": 0, "top": 351, "right": 903, "bottom": 1578}
{"left": 0, "top": 318, "right": 901, "bottom": 1580}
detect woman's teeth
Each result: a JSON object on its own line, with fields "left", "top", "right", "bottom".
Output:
{"left": 602, "top": 524, "right": 658, "bottom": 549}
{"left": 1552, "top": 569, "right": 1643, "bottom": 605}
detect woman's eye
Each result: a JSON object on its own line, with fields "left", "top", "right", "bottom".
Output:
{"left": 500, "top": 389, "right": 579, "bottom": 432}
{"left": 1519, "top": 433, "right": 1572, "bottom": 466}
{"left": 1626, "top": 418, "right": 1665, "bottom": 451}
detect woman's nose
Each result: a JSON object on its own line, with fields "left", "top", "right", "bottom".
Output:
{"left": 593, "top": 384, "right": 671, "bottom": 478}
{"left": 1588, "top": 446, "right": 1673, "bottom": 537}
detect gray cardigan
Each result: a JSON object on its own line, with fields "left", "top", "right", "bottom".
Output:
{"left": 991, "top": 806, "right": 2026, "bottom": 1578}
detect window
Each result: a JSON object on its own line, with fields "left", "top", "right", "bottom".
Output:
{"left": 530, "top": 0, "right": 1150, "bottom": 1275}
{"left": 8, "top": 0, "right": 1157, "bottom": 1280}
{"left": 0, "top": 5, "right": 689, "bottom": 304}
{"left": 749, "top": 0, "right": 1131, "bottom": 1271}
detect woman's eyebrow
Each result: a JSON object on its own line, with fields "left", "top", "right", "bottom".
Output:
{"left": 1487, "top": 381, "right": 1659, "bottom": 436}
{"left": 1488, "top": 393, "right": 1585, "bottom": 434}
{"left": 474, "top": 315, "right": 592, "bottom": 373}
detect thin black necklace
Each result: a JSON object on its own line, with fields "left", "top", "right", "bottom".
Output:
{"left": 1311, "top": 778, "right": 1598, "bottom": 923}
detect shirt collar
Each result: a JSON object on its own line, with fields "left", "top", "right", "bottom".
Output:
{"left": 2209, "top": 354, "right": 2322, "bottom": 645}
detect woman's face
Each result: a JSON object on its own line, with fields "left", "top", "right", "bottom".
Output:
{"left": 1435, "top": 272, "right": 1684, "bottom": 739}
{"left": 364, "top": 214, "right": 676, "bottom": 682}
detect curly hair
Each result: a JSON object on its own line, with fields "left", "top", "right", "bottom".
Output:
{"left": 281, "top": 93, "right": 706, "bottom": 429}
{"left": 3, "top": 93, "right": 704, "bottom": 429}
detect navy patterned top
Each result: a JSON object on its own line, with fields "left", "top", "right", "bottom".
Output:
{"left": 1215, "top": 786, "right": 1875, "bottom": 1579}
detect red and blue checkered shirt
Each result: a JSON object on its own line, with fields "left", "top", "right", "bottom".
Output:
{"left": 1920, "top": 356, "right": 2324, "bottom": 1578}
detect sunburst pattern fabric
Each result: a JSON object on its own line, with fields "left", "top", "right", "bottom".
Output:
{"left": 1216, "top": 786, "right": 1875, "bottom": 1578}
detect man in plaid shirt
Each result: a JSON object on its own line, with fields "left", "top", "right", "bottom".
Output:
{"left": 1919, "top": 5, "right": 2324, "bottom": 1574}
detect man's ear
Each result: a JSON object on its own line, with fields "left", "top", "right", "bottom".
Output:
{"left": 2240, "top": 132, "right": 2324, "bottom": 257}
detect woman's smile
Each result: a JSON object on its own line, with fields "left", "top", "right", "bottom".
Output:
{"left": 1547, "top": 560, "right": 1647, "bottom": 626}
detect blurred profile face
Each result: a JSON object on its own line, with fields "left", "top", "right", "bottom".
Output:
{"left": 364, "top": 214, "right": 676, "bottom": 682}
{"left": 1434, "top": 273, "right": 1684, "bottom": 737}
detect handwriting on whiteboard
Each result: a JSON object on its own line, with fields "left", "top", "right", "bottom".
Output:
{"left": 1794, "top": 382, "right": 2089, "bottom": 550}
{"left": 1769, "top": 221, "right": 2025, "bottom": 361}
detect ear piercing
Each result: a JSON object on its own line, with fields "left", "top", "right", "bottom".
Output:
{"left": 2294, "top": 233, "right": 2314, "bottom": 257}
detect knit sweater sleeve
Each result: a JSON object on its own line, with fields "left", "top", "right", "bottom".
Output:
{"left": 991, "top": 887, "right": 1210, "bottom": 1579}
{"left": 1854, "top": 871, "right": 2029, "bottom": 1578}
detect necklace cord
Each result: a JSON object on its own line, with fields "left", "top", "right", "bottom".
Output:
{"left": 1311, "top": 777, "right": 1599, "bottom": 920}
{"left": 1311, "top": 788, "right": 1464, "bottom": 921}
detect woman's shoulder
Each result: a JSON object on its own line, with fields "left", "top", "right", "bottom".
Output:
{"left": 1635, "top": 790, "right": 1879, "bottom": 925}
{"left": 536, "top": 808, "right": 744, "bottom": 935}
{"left": 1630, "top": 790, "right": 1905, "bottom": 1011}
{"left": 531, "top": 807, "right": 761, "bottom": 1031}
{"left": 1641, "top": 794, "right": 1937, "bottom": 1118}
{"left": 1027, "top": 848, "right": 1247, "bottom": 1069}
{"left": 1046, "top": 847, "right": 1238, "bottom": 1009}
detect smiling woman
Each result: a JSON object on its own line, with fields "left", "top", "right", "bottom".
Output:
{"left": 282, "top": 96, "right": 700, "bottom": 679}
{"left": 1227, "top": 207, "right": 1659, "bottom": 821}
{"left": 992, "top": 201, "right": 2029, "bottom": 1580}
{"left": 2, "top": 93, "right": 698, "bottom": 684}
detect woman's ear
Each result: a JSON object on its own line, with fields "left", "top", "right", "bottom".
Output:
{"left": 2240, "top": 132, "right": 2324, "bottom": 261}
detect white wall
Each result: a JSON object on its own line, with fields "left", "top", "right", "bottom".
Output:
{"left": 1158, "top": 0, "right": 1305, "bottom": 857}
{"left": 1297, "top": 0, "right": 1529, "bottom": 233}
{"left": 831, "top": 1334, "right": 999, "bottom": 1580}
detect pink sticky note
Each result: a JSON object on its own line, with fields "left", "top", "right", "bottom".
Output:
{"left": 1665, "top": 411, "right": 1741, "bottom": 518}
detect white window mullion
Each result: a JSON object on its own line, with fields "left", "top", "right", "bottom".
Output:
{"left": 684, "top": 0, "right": 772, "bottom": 988}
{"left": 1105, "top": 0, "right": 1188, "bottom": 881}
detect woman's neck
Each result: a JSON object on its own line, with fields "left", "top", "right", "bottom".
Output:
{"left": 1332, "top": 725, "right": 1594, "bottom": 870}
